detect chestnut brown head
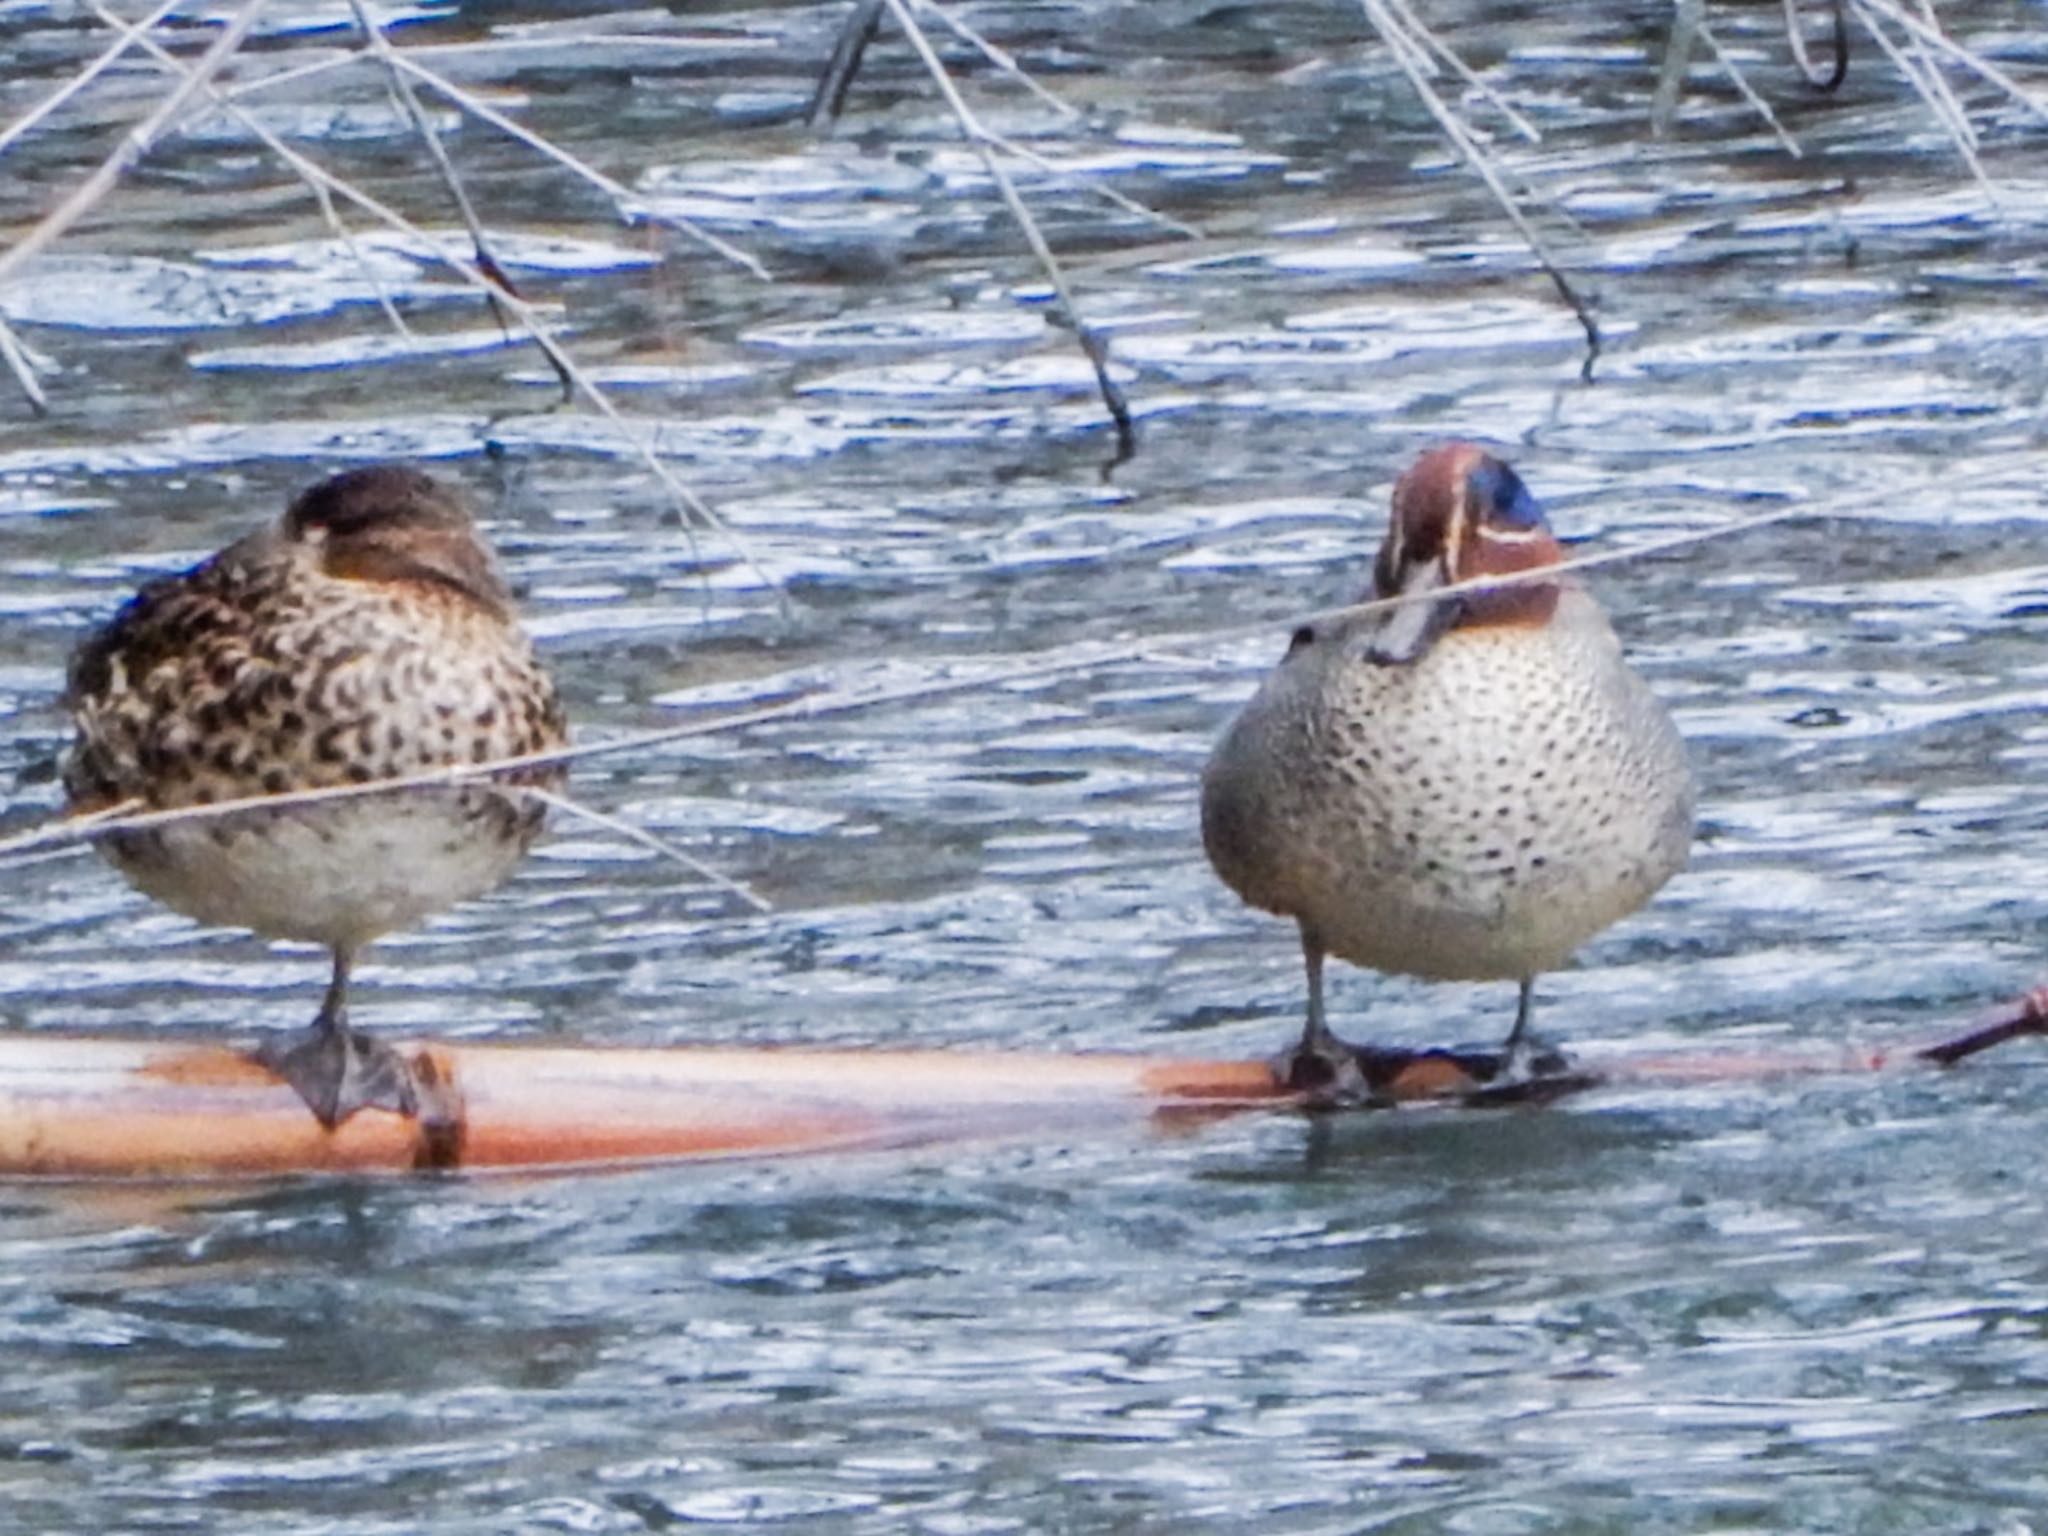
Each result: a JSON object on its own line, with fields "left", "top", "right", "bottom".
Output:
{"left": 1365, "top": 444, "right": 1563, "bottom": 664}
{"left": 282, "top": 465, "right": 513, "bottom": 618}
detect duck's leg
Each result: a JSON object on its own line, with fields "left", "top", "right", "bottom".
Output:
{"left": 1494, "top": 976, "right": 1566, "bottom": 1083}
{"left": 1277, "top": 921, "right": 1370, "bottom": 1099}
{"left": 1503, "top": 976, "right": 1534, "bottom": 1056}
{"left": 255, "top": 947, "right": 419, "bottom": 1128}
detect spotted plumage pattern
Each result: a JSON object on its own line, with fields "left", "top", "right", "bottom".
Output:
{"left": 63, "top": 464, "right": 566, "bottom": 1125}
{"left": 1201, "top": 443, "right": 1693, "bottom": 1087}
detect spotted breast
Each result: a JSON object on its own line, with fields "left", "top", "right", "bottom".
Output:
{"left": 1201, "top": 443, "right": 1694, "bottom": 1093}
{"left": 64, "top": 464, "right": 567, "bottom": 1128}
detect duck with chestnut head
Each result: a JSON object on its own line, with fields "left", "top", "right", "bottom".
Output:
{"left": 1201, "top": 443, "right": 1694, "bottom": 1096}
{"left": 65, "top": 464, "right": 567, "bottom": 1130}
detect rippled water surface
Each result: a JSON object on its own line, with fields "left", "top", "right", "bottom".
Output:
{"left": 6, "top": 1, "right": 2048, "bottom": 1529}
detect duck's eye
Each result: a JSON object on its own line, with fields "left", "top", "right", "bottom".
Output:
{"left": 1287, "top": 624, "right": 1316, "bottom": 655}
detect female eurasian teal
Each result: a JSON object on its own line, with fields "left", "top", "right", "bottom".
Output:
{"left": 1201, "top": 444, "right": 1693, "bottom": 1093}
{"left": 65, "top": 465, "right": 567, "bottom": 1129}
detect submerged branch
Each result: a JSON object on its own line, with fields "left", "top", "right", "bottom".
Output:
{"left": 1651, "top": 0, "right": 1703, "bottom": 133}
{"left": 0, "top": 314, "right": 49, "bottom": 416}
{"left": 809, "top": 0, "right": 888, "bottom": 127}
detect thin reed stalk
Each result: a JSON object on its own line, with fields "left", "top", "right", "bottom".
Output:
{"left": 1357, "top": 0, "right": 1601, "bottom": 376}
{"left": 13, "top": 4, "right": 786, "bottom": 615}
{"left": 880, "top": 0, "right": 1136, "bottom": 459}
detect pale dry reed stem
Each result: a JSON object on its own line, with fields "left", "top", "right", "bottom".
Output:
{"left": 215, "top": 50, "right": 359, "bottom": 103}
{"left": 1358, "top": 0, "right": 1600, "bottom": 375}
{"left": 961, "top": 125, "right": 1204, "bottom": 242}
{"left": 0, "top": 0, "right": 267, "bottom": 412}
{"left": 305, "top": 172, "right": 417, "bottom": 342}
{"left": 0, "top": 0, "right": 273, "bottom": 294}
{"left": 805, "top": 0, "right": 1198, "bottom": 240}
{"left": 80, "top": 0, "right": 419, "bottom": 346}
{"left": 1853, "top": 0, "right": 2048, "bottom": 124}
{"left": 1901, "top": 0, "right": 1974, "bottom": 150}
{"left": 1658, "top": 0, "right": 1804, "bottom": 157}
{"left": 1382, "top": 0, "right": 1541, "bottom": 142}
{"left": 1696, "top": 13, "right": 1805, "bottom": 158}
{"left": 519, "top": 787, "right": 773, "bottom": 914}
{"left": 345, "top": 0, "right": 544, "bottom": 381}
{"left": 908, "top": 0, "right": 1082, "bottom": 120}
{"left": 882, "top": 0, "right": 1136, "bottom": 459}
{"left": 0, "top": 0, "right": 183, "bottom": 155}
{"left": 52, "top": 6, "right": 786, "bottom": 617}
{"left": 1853, "top": 3, "right": 1999, "bottom": 212}
{"left": 384, "top": 54, "right": 770, "bottom": 279}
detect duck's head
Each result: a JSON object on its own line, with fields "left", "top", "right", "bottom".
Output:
{"left": 281, "top": 465, "right": 513, "bottom": 618}
{"left": 1363, "top": 443, "right": 1564, "bottom": 664}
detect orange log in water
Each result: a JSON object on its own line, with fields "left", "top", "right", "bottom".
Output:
{"left": 0, "top": 990, "right": 2040, "bottom": 1180}
{"left": 0, "top": 1036, "right": 1287, "bottom": 1179}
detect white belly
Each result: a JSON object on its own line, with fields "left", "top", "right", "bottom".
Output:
{"left": 106, "top": 792, "right": 531, "bottom": 951}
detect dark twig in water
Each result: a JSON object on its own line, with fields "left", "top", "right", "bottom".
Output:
{"left": 809, "top": 0, "right": 887, "bottom": 126}
{"left": 1784, "top": 0, "right": 1851, "bottom": 91}
{"left": 880, "top": 0, "right": 1136, "bottom": 461}
{"left": 1917, "top": 987, "right": 2048, "bottom": 1067}
{"left": 1357, "top": 0, "right": 1601, "bottom": 379}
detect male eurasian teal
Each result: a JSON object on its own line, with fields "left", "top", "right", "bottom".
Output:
{"left": 1201, "top": 443, "right": 1693, "bottom": 1093}
{"left": 65, "top": 465, "right": 567, "bottom": 1129}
